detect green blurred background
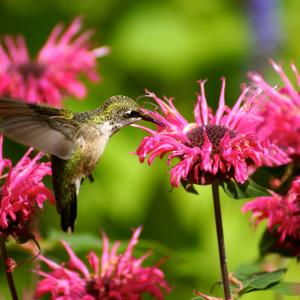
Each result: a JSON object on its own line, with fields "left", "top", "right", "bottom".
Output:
{"left": 1, "top": 0, "right": 300, "bottom": 299}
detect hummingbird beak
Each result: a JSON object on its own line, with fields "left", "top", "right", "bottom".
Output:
{"left": 139, "top": 110, "right": 164, "bottom": 127}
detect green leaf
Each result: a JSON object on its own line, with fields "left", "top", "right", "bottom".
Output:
{"left": 271, "top": 282, "right": 300, "bottom": 295}
{"left": 237, "top": 269, "right": 286, "bottom": 295}
{"left": 235, "top": 262, "right": 263, "bottom": 277}
{"left": 251, "top": 164, "right": 299, "bottom": 195}
{"left": 220, "top": 179, "right": 269, "bottom": 199}
{"left": 251, "top": 165, "right": 287, "bottom": 189}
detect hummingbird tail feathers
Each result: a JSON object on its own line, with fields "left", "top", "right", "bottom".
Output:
{"left": 60, "top": 185, "right": 77, "bottom": 233}
{"left": 52, "top": 156, "right": 79, "bottom": 233}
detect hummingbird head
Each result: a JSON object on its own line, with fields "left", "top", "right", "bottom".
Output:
{"left": 99, "top": 95, "right": 161, "bottom": 134}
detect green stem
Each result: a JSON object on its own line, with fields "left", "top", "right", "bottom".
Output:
{"left": 211, "top": 181, "right": 231, "bottom": 300}
{"left": 0, "top": 237, "right": 19, "bottom": 300}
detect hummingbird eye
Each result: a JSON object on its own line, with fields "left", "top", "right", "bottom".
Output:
{"left": 124, "top": 110, "right": 141, "bottom": 119}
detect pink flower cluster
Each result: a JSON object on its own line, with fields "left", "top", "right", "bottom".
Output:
{"left": 35, "top": 227, "right": 170, "bottom": 300}
{"left": 250, "top": 60, "right": 300, "bottom": 159}
{"left": 0, "top": 135, "right": 54, "bottom": 239}
{"left": 0, "top": 17, "right": 109, "bottom": 106}
{"left": 243, "top": 176, "right": 300, "bottom": 243}
{"left": 135, "top": 80, "right": 286, "bottom": 186}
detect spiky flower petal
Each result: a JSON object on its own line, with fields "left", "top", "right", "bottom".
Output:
{"left": 0, "top": 135, "right": 54, "bottom": 239}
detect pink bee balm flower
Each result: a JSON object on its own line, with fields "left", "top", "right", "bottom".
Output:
{"left": 249, "top": 60, "right": 300, "bottom": 159}
{"left": 0, "top": 17, "right": 109, "bottom": 107}
{"left": 135, "top": 80, "right": 286, "bottom": 187}
{"left": 0, "top": 135, "right": 54, "bottom": 239}
{"left": 242, "top": 176, "right": 300, "bottom": 244}
{"left": 35, "top": 227, "right": 171, "bottom": 300}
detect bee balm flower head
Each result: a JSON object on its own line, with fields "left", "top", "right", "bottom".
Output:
{"left": 0, "top": 17, "right": 109, "bottom": 107}
{"left": 35, "top": 227, "right": 171, "bottom": 300}
{"left": 243, "top": 176, "right": 300, "bottom": 247}
{"left": 249, "top": 60, "right": 300, "bottom": 160}
{"left": 135, "top": 80, "right": 287, "bottom": 187}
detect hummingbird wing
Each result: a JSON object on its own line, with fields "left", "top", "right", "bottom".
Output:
{"left": 0, "top": 98, "right": 79, "bottom": 159}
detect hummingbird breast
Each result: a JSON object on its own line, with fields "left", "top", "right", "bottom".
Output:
{"left": 75, "top": 124, "right": 111, "bottom": 178}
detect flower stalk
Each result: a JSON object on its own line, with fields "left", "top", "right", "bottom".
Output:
{"left": 0, "top": 237, "right": 19, "bottom": 300}
{"left": 212, "top": 181, "right": 231, "bottom": 300}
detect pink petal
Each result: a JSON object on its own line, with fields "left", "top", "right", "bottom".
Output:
{"left": 61, "top": 241, "right": 90, "bottom": 279}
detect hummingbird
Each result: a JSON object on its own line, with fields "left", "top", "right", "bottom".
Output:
{"left": 0, "top": 95, "right": 158, "bottom": 232}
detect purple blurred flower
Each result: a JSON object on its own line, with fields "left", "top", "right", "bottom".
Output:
{"left": 35, "top": 227, "right": 171, "bottom": 300}
{"left": 250, "top": 61, "right": 300, "bottom": 160}
{"left": 0, "top": 135, "right": 54, "bottom": 240}
{"left": 135, "top": 80, "right": 286, "bottom": 187}
{"left": 0, "top": 17, "right": 109, "bottom": 107}
{"left": 243, "top": 176, "right": 300, "bottom": 244}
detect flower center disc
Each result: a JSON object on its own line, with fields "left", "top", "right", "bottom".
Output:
{"left": 17, "top": 62, "right": 45, "bottom": 79}
{"left": 85, "top": 279, "right": 100, "bottom": 297}
{"left": 186, "top": 124, "right": 236, "bottom": 149}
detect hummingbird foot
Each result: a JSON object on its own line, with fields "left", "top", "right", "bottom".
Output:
{"left": 88, "top": 174, "right": 94, "bottom": 183}
{"left": 80, "top": 174, "right": 94, "bottom": 185}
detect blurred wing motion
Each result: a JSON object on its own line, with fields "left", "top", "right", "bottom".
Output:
{"left": 0, "top": 98, "right": 78, "bottom": 159}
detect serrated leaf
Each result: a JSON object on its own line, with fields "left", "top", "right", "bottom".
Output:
{"left": 220, "top": 179, "right": 269, "bottom": 199}
{"left": 271, "top": 282, "right": 300, "bottom": 295}
{"left": 238, "top": 269, "right": 286, "bottom": 295}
